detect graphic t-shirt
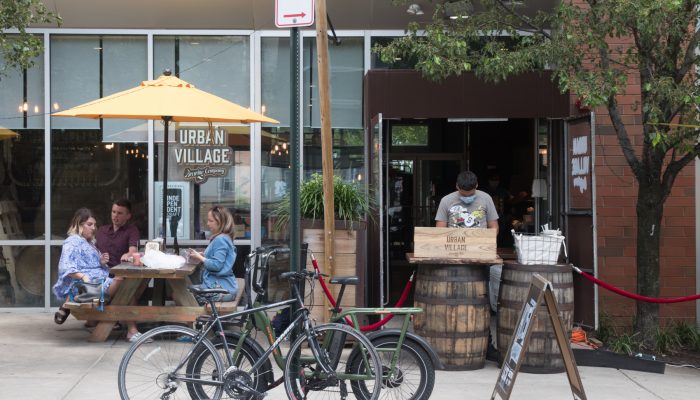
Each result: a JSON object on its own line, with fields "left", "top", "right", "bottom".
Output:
{"left": 434, "top": 190, "right": 499, "bottom": 228}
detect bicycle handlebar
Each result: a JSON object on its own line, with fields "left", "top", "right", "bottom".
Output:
{"left": 279, "top": 270, "right": 320, "bottom": 281}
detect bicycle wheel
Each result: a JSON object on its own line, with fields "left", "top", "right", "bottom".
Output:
{"left": 118, "top": 325, "right": 224, "bottom": 400}
{"left": 351, "top": 336, "right": 435, "bottom": 400}
{"left": 284, "top": 323, "right": 382, "bottom": 400}
{"left": 187, "top": 334, "right": 270, "bottom": 400}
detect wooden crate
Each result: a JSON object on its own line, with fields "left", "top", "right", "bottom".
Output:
{"left": 413, "top": 227, "right": 497, "bottom": 260}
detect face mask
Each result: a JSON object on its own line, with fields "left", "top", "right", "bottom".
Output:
{"left": 460, "top": 195, "right": 476, "bottom": 205}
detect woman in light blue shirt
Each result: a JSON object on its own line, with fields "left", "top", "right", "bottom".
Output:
{"left": 189, "top": 206, "right": 238, "bottom": 301}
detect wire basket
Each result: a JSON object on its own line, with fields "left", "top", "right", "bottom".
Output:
{"left": 511, "top": 230, "right": 566, "bottom": 265}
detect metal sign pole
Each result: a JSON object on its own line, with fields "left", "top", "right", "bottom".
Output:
{"left": 290, "top": 27, "right": 301, "bottom": 273}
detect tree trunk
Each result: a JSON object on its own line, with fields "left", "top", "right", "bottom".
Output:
{"left": 634, "top": 178, "right": 663, "bottom": 343}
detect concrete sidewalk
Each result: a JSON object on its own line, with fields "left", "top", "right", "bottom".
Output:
{"left": 0, "top": 311, "right": 698, "bottom": 399}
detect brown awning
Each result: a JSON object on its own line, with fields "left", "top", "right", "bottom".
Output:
{"left": 364, "top": 69, "right": 571, "bottom": 123}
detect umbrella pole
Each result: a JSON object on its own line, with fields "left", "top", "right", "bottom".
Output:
{"left": 162, "top": 116, "right": 172, "bottom": 249}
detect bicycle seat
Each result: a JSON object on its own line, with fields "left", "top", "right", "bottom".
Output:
{"left": 329, "top": 276, "right": 359, "bottom": 286}
{"left": 188, "top": 285, "right": 230, "bottom": 297}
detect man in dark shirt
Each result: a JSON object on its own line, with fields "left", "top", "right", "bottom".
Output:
{"left": 96, "top": 198, "right": 140, "bottom": 268}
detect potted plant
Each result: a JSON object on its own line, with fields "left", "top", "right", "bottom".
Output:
{"left": 271, "top": 173, "right": 375, "bottom": 320}
{"left": 272, "top": 173, "right": 373, "bottom": 230}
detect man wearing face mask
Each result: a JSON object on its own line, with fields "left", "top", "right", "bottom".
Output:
{"left": 434, "top": 170, "right": 501, "bottom": 362}
{"left": 435, "top": 170, "right": 499, "bottom": 230}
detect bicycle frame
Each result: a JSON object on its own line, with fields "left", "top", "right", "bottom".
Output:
{"left": 331, "top": 307, "right": 423, "bottom": 380}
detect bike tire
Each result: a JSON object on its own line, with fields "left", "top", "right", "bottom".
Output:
{"left": 187, "top": 334, "right": 270, "bottom": 400}
{"left": 350, "top": 336, "right": 435, "bottom": 400}
{"left": 284, "top": 323, "right": 383, "bottom": 400}
{"left": 117, "top": 325, "right": 225, "bottom": 400}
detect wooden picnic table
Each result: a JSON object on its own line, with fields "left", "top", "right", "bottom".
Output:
{"left": 64, "top": 262, "right": 203, "bottom": 342}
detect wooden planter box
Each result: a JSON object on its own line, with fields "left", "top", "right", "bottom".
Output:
{"left": 302, "top": 220, "right": 366, "bottom": 322}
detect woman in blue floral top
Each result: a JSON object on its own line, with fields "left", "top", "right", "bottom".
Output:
{"left": 52, "top": 208, "right": 144, "bottom": 341}
{"left": 188, "top": 206, "right": 238, "bottom": 301}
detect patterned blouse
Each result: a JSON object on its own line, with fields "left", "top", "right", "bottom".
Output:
{"left": 52, "top": 234, "right": 113, "bottom": 300}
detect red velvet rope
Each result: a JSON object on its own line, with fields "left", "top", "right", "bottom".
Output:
{"left": 574, "top": 266, "right": 700, "bottom": 303}
{"left": 311, "top": 254, "right": 414, "bottom": 331}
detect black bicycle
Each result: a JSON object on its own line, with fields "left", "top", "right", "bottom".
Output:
{"left": 117, "top": 268, "right": 382, "bottom": 400}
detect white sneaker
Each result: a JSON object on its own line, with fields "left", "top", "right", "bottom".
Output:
{"left": 127, "top": 332, "right": 153, "bottom": 343}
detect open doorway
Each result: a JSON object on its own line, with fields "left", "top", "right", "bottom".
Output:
{"left": 381, "top": 118, "right": 539, "bottom": 305}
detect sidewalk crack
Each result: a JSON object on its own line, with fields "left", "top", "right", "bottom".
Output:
{"left": 60, "top": 348, "right": 110, "bottom": 400}
{"left": 619, "top": 369, "right": 664, "bottom": 400}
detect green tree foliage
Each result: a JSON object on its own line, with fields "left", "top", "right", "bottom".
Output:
{"left": 0, "top": 0, "right": 60, "bottom": 74}
{"left": 377, "top": 0, "right": 700, "bottom": 342}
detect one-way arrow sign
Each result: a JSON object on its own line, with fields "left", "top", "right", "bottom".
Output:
{"left": 276, "top": 0, "right": 315, "bottom": 28}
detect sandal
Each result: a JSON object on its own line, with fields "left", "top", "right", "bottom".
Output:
{"left": 54, "top": 306, "right": 70, "bottom": 325}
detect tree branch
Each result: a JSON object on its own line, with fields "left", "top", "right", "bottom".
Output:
{"left": 493, "top": 0, "right": 552, "bottom": 40}
{"left": 662, "top": 142, "right": 700, "bottom": 198}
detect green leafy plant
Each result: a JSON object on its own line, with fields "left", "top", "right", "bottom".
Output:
{"left": 608, "top": 332, "right": 640, "bottom": 356}
{"left": 595, "top": 312, "right": 616, "bottom": 344}
{"left": 653, "top": 327, "right": 682, "bottom": 354}
{"left": 672, "top": 321, "right": 700, "bottom": 352}
{"left": 272, "top": 173, "right": 375, "bottom": 231}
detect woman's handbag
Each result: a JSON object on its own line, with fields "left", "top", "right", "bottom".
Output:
{"left": 68, "top": 279, "right": 109, "bottom": 311}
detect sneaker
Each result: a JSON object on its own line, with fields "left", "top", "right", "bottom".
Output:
{"left": 127, "top": 332, "right": 153, "bottom": 343}
{"left": 176, "top": 335, "right": 194, "bottom": 343}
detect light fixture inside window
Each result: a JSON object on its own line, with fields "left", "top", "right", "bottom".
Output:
{"left": 445, "top": 2, "right": 472, "bottom": 19}
{"left": 406, "top": 4, "right": 424, "bottom": 15}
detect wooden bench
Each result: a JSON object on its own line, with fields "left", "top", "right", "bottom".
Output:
{"left": 204, "top": 277, "right": 245, "bottom": 314}
{"left": 67, "top": 277, "right": 246, "bottom": 323}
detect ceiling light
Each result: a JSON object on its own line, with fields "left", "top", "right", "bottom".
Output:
{"left": 406, "top": 4, "right": 424, "bottom": 15}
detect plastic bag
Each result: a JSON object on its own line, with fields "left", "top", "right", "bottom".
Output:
{"left": 141, "top": 250, "right": 186, "bottom": 269}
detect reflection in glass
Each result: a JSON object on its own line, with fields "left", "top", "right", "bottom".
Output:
{"left": 0, "top": 245, "right": 58, "bottom": 307}
{"left": 153, "top": 35, "right": 252, "bottom": 241}
{"left": 50, "top": 35, "right": 149, "bottom": 237}
{"left": 261, "top": 37, "right": 291, "bottom": 242}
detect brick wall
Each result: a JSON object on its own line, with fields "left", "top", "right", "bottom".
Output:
{"left": 568, "top": 0, "right": 696, "bottom": 328}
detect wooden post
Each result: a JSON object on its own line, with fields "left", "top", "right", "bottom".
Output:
{"left": 315, "top": 0, "right": 335, "bottom": 320}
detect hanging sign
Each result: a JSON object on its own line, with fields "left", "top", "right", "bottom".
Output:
{"left": 491, "top": 274, "right": 587, "bottom": 400}
{"left": 175, "top": 127, "right": 231, "bottom": 184}
{"left": 275, "top": 0, "right": 315, "bottom": 28}
{"left": 567, "top": 117, "right": 592, "bottom": 211}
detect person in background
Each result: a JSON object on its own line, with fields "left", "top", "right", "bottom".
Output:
{"left": 435, "top": 170, "right": 499, "bottom": 230}
{"left": 52, "top": 208, "right": 145, "bottom": 342}
{"left": 434, "top": 170, "right": 500, "bottom": 361}
{"left": 96, "top": 198, "right": 140, "bottom": 268}
{"left": 188, "top": 206, "right": 238, "bottom": 301}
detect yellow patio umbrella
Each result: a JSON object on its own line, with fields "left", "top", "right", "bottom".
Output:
{"left": 0, "top": 126, "right": 19, "bottom": 141}
{"left": 53, "top": 71, "right": 278, "bottom": 247}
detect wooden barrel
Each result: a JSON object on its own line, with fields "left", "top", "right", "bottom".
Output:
{"left": 497, "top": 262, "right": 574, "bottom": 373}
{"left": 413, "top": 264, "right": 490, "bottom": 370}
{"left": 15, "top": 245, "right": 60, "bottom": 297}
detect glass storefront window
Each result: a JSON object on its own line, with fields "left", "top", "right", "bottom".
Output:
{"left": 302, "top": 37, "right": 364, "bottom": 180}
{"left": 261, "top": 37, "right": 291, "bottom": 242}
{"left": 0, "top": 245, "right": 58, "bottom": 307}
{"left": 154, "top": 36, "right": 251, "bottom": 240}
{"left": 0, "top": 38, "right": 45, "bottom": 239}
{"left": 50, "top": 35, "right": 149, "bottom": 237}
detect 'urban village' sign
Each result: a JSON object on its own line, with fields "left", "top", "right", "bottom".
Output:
{"left": 175, "top": 128, "right": 232, "bottom": 184}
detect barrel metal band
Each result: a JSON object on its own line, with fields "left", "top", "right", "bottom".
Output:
{"left": 415, "top": 295, "right": 489, "bottom": 305}
{"left": 500, "top": 279, "right": 573, "bottom": 289}
{"left": 420, "top": 328, "right": 489, "bottom": 338}
{"left": 499, "top": 299, "right": 574, "bottom": 311}
{"left": 417, "top": 274, "right": 486, "bottom": 282}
